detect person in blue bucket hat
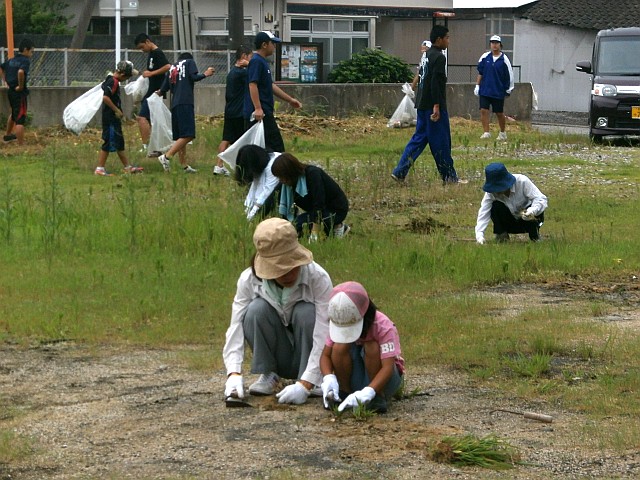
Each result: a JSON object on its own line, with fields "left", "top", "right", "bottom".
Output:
{"left": 474, "top": 162, "right": 547, "bottom": 244}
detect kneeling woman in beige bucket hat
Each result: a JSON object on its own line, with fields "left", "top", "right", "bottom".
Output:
{"left": 222, "top": 218, "right": 332, "bottom": 405}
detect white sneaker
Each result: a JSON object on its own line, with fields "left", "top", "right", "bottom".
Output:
{"left": 158, "top": 154, "right": 170, "bottom": 172}
{"left": 497, "top": 131, "right": 508, "bottom": 141}
{"left": 249, "top": 372, "right": 280, "bottom": 396}
{"left": 480, "top": 132, "right": 492, "bottom": 139}
{"left": 213, "top": 165, "right": 230, "bottom": 176}
{"left": 334, "top": 224, "right": 350, "bottom": 238}
{"left": 183, "top": 165, "right": 197, "bottom": 174}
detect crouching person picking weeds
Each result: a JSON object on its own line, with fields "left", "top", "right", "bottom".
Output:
{"left": 320, "top": 282, "right": 405, "bottom": 414}
{"left": 475, "top": 162, "right": 547, "bottom": 244}
{"left": 222, "top": 218, "right": 332, "bottom": 405}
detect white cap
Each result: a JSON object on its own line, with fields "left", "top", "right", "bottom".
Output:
{"left": 490, "top": 35, "right": 502, "bottom": 43}
{"left": 329, "top": 291, "right": 365, "bottom": 344}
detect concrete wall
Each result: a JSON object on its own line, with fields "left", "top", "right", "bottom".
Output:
{"left": 2, "top": 83, "right": 533, "bottom": 128}
{"left": 515, "top": 20, "right": 595, "bottom": 112}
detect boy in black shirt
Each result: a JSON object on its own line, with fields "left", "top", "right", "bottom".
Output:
{"left": 134, "top": 34, "right": 171, "bottom": 156}
{"left": 0, "top": 38, "right": 34, "bottom": 145}
{"left": 94, "top": 61, "right": 143, "bottom": 176}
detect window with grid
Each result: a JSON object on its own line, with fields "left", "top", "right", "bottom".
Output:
{"left": 485, "top": 14, "right": 514, "bottom": 62}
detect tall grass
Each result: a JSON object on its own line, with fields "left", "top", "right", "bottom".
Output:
{"left": 0, "top": 117, "right": 639, "bottom": 449}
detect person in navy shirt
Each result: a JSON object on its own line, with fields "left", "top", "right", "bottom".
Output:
{"left": 157, "top": 52, "right": 214, "bottom": 173}
{"left": 244, "top": 31, "right": 302, "bottom": 152}
{"left": 474, "top": 35, "right": 514, "bottom": 140}
{"left": 94, "top": 61, "right": 144, "bottom": 176}
{"left": 215, "top": 45, "right": 253, "bottom": 176}
{"left": 0, "top": 38, "right": 34, "bottom": 145}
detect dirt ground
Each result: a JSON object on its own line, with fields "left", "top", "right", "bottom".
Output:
{"left": 2, "top": 281, "right": 639, "bottom": 480}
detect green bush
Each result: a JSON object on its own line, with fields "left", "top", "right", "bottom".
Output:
{"left": 328, "top": 48, "right": 414, "bottom": 83}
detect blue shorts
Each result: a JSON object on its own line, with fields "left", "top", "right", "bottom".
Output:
{"left": 171, "top": 104, "right": 195, "bottom": 140}
{"left": 101, "top": 121, "right": 125, "bottom": 152}
{"left": 348, "top": 344, "right": 403, "bottom": 399}
{"left": 479, "top": 95, "right": 505, "bottom": 113}
{"left": 138, "top": 97, "right": 151, "bottom": 120}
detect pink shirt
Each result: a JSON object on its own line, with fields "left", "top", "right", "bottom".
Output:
{"left": 326, "top": 310, "right": 405, "bottom": 375}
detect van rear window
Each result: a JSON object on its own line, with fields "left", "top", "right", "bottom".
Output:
{"left": 598, "top": 37, "right": 640, "bottom": 76}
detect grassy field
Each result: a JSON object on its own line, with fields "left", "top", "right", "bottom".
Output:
{"left": 1, "top": 114, "right": 639, "bottom": 458}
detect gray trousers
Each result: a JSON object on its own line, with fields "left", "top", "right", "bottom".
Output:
{"left": 243, "top": 297, "right": 316, "bottom": 380}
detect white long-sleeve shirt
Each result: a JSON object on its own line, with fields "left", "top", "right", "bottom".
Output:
{"left": 475, "top": 173, "right": 547, "bottom": 242}
{"left": 244, "top": 152, "right": 280, "bottom": 209}
{"left": 222, "top": 262, "right": 332, "bottom": 386}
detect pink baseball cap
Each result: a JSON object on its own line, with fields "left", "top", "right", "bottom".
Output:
{"left": 328, "top": 282, "right": 370, "bottom": 343}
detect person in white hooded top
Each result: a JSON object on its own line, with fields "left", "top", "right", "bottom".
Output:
{"left": 475, "top": 162, "right": 547, "bottom": 244}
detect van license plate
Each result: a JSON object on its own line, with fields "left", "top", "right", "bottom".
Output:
{"left": 633, "top": 106, "right": 640, "bottom": 119}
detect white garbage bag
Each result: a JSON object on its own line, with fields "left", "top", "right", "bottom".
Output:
{"left": 124, "top": 76, "right": 149, "bottom": 103}
{"left": 217, "top": 121, "right": 266, "bottom": 171}
{"left": 62, "top": 83, "right": 103, "bottom": 135}
{"left": 147, "top": 94, "right": 173, "bottom": 153}
{"left": 387, "top": 82, "right": 417, "bottom": 128}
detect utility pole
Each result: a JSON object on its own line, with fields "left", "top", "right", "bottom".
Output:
{"left": 4, "top": 0, "right": 14, "bottom": 58}
{"left": 228, "top": 0, "right": 244, "bottom": 50}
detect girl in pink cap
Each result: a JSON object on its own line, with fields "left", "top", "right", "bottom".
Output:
{"left": 319, "top": 281, "right": 405, "bottom": 413}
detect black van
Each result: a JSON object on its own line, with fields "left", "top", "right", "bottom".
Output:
{"left": 576, "top": 27, "right": 640, "bottom": 141}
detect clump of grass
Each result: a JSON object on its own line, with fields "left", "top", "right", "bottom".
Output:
{"left": 506, "top": 352, "right": 552, "bottom": 378}
{"left": 430, "top": 433, "right": 521, "bottom": 470}
{"left": 0, "top": 430, "right": 33, "bottom": 464}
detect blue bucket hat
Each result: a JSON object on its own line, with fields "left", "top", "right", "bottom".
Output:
{"left": 483, "top": 162, "right": 516, "bottom": 193}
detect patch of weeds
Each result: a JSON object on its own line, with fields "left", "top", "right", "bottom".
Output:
{"left": 530, "top": 335, "right": 560, "bottom": 356}
{"left": 506, "top": 352, "right": 552, "bottom": 378}
{"left": 0, "top": 430, "right": 33, "bottom": 464}
{"left": 329, "top": 400, "right": 377, "bottom": 422}
{"left": 429, "top": 433, "right": 521, "bottom": 470}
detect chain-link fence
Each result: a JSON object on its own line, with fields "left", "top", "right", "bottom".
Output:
{"left": 3, "top": 48, "right": 522, "bottom": 87}
{"left": 0, "top": 48, "right": 235, "bottom": 86}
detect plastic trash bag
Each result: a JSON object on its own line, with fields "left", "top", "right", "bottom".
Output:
{"left": 387, "top": 83, "right": 417, "bottom": 128}
{"left": 63, "top": 83, "right": 104, "bottom": 135}
{"left": 147, "top": 94, "right": 173, "bottom": 153}
{"left": 217, "top": 121, "right": 265, "bottom": 170}
{"left": 124, "top": 76, "right": 149, "bottom": 103}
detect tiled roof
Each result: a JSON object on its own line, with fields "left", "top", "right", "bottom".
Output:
{"left": 516, "top": 0, "right": 640, "bottom": 30}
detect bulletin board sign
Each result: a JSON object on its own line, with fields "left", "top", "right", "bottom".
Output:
{"left": 276, "top": 43, "right": 323, "bottom": 83}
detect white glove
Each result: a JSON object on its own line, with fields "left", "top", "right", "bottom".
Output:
{"left": 474, "top": 85, "right": 480, "bottom": 96}
{"left": 246, "top": 205, "right": 260, "bottom": 221}
{"left": 338, "top": 386, "right": 376, "bottom": 412}
{"left": 477, "top": 235, "right": 485, "bottom": 245}
{"left": 276, "top": 382, "right": 310, "bottom": 405}
{"left": 308, "top": 232, "right": 318, "bottom": 243}
{"left": 321, "top": 374, "right": 341, "bottom": 409}
{"left": 521, "top": 208, "right": 536, "bottom": 221}
{"left": 224, "top": 374, "right": 245, "bottom": 399}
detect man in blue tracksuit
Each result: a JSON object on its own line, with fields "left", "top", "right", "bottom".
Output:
{"left": 474, "top": 35, "right": 514, "bottom": 140}
{"left": 392, "top": 25, "right": 461, "bottom": 184}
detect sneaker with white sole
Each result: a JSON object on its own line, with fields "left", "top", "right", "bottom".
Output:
{"left": 94, "top": 167, "right": 113, "bottom": 176}
{"left": 213, "top": 165, "right": 230, "bottom": 176}
{"left": 497, "top": 131, "right": 508, "bottom": 141}
{"left": 249, "top": 372, "right": 280, "bottom": 396}
{"left": 158, "top": 154, "right": 171, "bottom": 172}
{"left": 123, "top": 165, "right": 144, "bottom": 174}
{"left": 183, "top": 165, "right": 197, "bottom": 174}
{"left": 480, "top": 132, "right": 492, "bottom": 139}
{"left": 334, "top": 224, "right": 350, "bottom": 238}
